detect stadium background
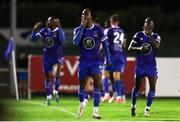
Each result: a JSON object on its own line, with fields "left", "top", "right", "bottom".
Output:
{"left": 0, "top": 0, "right": 180, "bottom": 120}
{"left": 0, "top": 0, "right": 180, "bottom": 100}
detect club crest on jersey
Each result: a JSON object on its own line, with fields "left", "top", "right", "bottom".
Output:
{"left": 83, "top": 37, "right": 95, "bottom": 50}
{"left": 44, "top": 37, "right": 54, "bottom": 48}
{"left": 141, "top": 43, "right": 152, "bottom": 55}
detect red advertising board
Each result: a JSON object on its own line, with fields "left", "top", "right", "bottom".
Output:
{"left": 28, "top": 55, "right": 145, "bottom": 98}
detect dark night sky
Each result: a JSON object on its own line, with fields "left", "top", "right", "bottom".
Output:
{"left": 0, "top": 0, "right": 179, "bottom": 13}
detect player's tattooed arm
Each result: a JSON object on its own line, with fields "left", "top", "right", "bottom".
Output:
{"left": 149, "top": 36, "right": 160, "bottom": 49}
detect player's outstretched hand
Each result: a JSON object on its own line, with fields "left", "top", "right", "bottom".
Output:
{"left": 54, "top": 18, "right": 61, "bottom": 27}
{"left": 34, "top": 21, "right": 43, "bottom": 31}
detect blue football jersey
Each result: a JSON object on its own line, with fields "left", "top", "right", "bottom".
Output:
{"left": 73, "top": 24, "right": 106, "bottom": 64}
{"left": 104, "top": 27, "right": 125, "bottom": 53}
{"left": 32, "top": 27, "right": 65, "bottom": 57}
{"left": 133, "top": 31, "right": 161, "bottom": 68}
{"left": 104, "top": 27, "right": 126, "bottom": 63}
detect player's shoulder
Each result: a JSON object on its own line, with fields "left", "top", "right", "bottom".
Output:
{"left": 73, "top": 26, "right": 81, "bottom": 35}
{"left": 104, "top": 27, "right": 111, "bottom": 35}
{"left": 152, "top": 32, "right": 160, "bottom": 37}
{"left": 133, "top": 31, "right": 143, "bottom": 38}
{"left": 94, "top": 24, "right": 104, "bottom": 31}
{"left": 74, "top": 26, "right": 80, "bottom": 31}
{"left": 152, "top": 32, "right": 161, "bottom": 41}
{"left": 39, "top": 27, "right": 47, "bottom": 34}
{"left": 119, "top": 27, "right": 125, "bottom": 32}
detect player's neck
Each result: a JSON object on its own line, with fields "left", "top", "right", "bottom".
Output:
{"left": 111, "top": 24, "right": 119, "bottom": 28}
{"left": 49, "top": 26, "right": 57, "bottom": 31}
{"left": 86, "top": 21, "right": 93, "bottom": 29}
{"left": 144, "top": 31, "right": 153, "bottom": 36}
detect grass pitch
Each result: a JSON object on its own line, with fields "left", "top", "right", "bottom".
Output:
{"left": 2, "top": 96, "right": 180, "bottom": 121}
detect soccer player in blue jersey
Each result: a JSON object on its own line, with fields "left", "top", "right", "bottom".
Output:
{"left": 73, "top": 8, "right": 111, "bottom": 119}
{"left": 31, "top": 16, "right": 65, "bottom": 106}
{"left": 101, "top": 14, "right": 127, "bottom": 103}
{"left": 101, "top": 17, "right": 111, "bottom": 102}
{"left": 128, "top": 17, "right": 161, "bottom": 117}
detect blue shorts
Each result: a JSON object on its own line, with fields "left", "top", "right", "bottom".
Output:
{"left": 43, "top": 55, "right": 63, "bottom": 74}
{"left": 135, "top": 66, "right": 158, "bottom": 78}
{"left": 78, "top": 62, "right": 103, "bottom": 81}
{"left": 105, "top": 54, "right": 126, "bottom": 73}
{"left": 18, "top": 71, "right": 28, "bottom": 81}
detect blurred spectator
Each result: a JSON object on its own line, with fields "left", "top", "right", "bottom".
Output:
{"left": 17, "top": 49, "right": 28, "bottom": 98}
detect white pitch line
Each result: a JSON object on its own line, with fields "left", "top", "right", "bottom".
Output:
{"left": 28, "top": 100, "right": 77, "bottom": 118}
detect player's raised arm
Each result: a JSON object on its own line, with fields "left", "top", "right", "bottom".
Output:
{"left": 31, "top": 21, "right": 43, "bottom": 41}
{"left": 54, "top": 18, "right": 65, "bottom": 42}
{"left": 73, "top": 15, "right": 87, "bottom": 45}
{"left": 58, "top": 28, "right": 65, "bottom": 42}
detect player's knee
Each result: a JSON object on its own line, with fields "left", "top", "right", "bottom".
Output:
{"left": 113, "top": 72, "right": 121, "bottom": 81}
{"left": 103, "top": 71, "right": 110, "bottom": 78}
{"left": 113, "top": 75, "right": 121, "bottom": 81}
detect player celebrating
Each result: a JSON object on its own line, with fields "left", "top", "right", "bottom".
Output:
{"left": 128, "top": 17, "right": 161, "bottom": 117}
{"left": 101, "top": 14, "right": 127, "bottom": 103}
{"left": 73, "top": 7, "right": 111, "bottom": 119}
{"left": 31, "top": 16, "right": 65, "bottom": 106}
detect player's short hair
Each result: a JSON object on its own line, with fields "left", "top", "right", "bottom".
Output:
{"left": 47, "top": 16, "right": 55, "bottom": 21}
{"left": 110, "top": 14, "right": 120, "bottom": 23}
{"left": 144, "top": 17, "right": 154, "bottom": 25}
{"left": 83, "top": 7, "right": 95, "bottom": 20}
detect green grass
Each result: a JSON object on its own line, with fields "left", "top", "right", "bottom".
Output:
{"left": 2, "top": 96, "right": 180, "bottom": 121}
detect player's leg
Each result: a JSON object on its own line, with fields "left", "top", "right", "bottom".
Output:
{"left": 113, "top": 71, "right": 124, "bottom": 103}
{"left": 43, "top": 57, "right": 53, "bottom": 106}
{"left": 92, "top": 73, "right": 102, "bottom": 119}
{"left": 121, "top": 73, "right": 126, "bottom": 103}
{"left": 17, "top": 72, "right": 23, "bottom": 97}
{"left": 101, "top": 70, "right": 110, "bottom": 102}
{"left": 84, "top": 77, "right": 93, "bottom": 104}
{"left": 77, "top": 66, "right": 89, "bottom": 118}
{"left": 22, "top": 71, "right": 28, "bottom": 97}
{"left": 120, "top": 63, "right": 126, "bottom": 103}
{"left": 77, "top": 78, "right": 88, "bottom": 118}
{"left": 109, "top": 71, "right": 117, "bottom": 103}
{"left": 52, "top": 63, "right": 62, "bottom": 103}
{"left": 144, "top": 76, "right": 157, "bottom": 117}
{"left": 131, "top": 76, "right": 144, "bottom": 116}
{"left": 114, "top": 61, "right": 126, "bottom": 103}
{"left": 44, "top": 71, "right": 52, "bottom": 106}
